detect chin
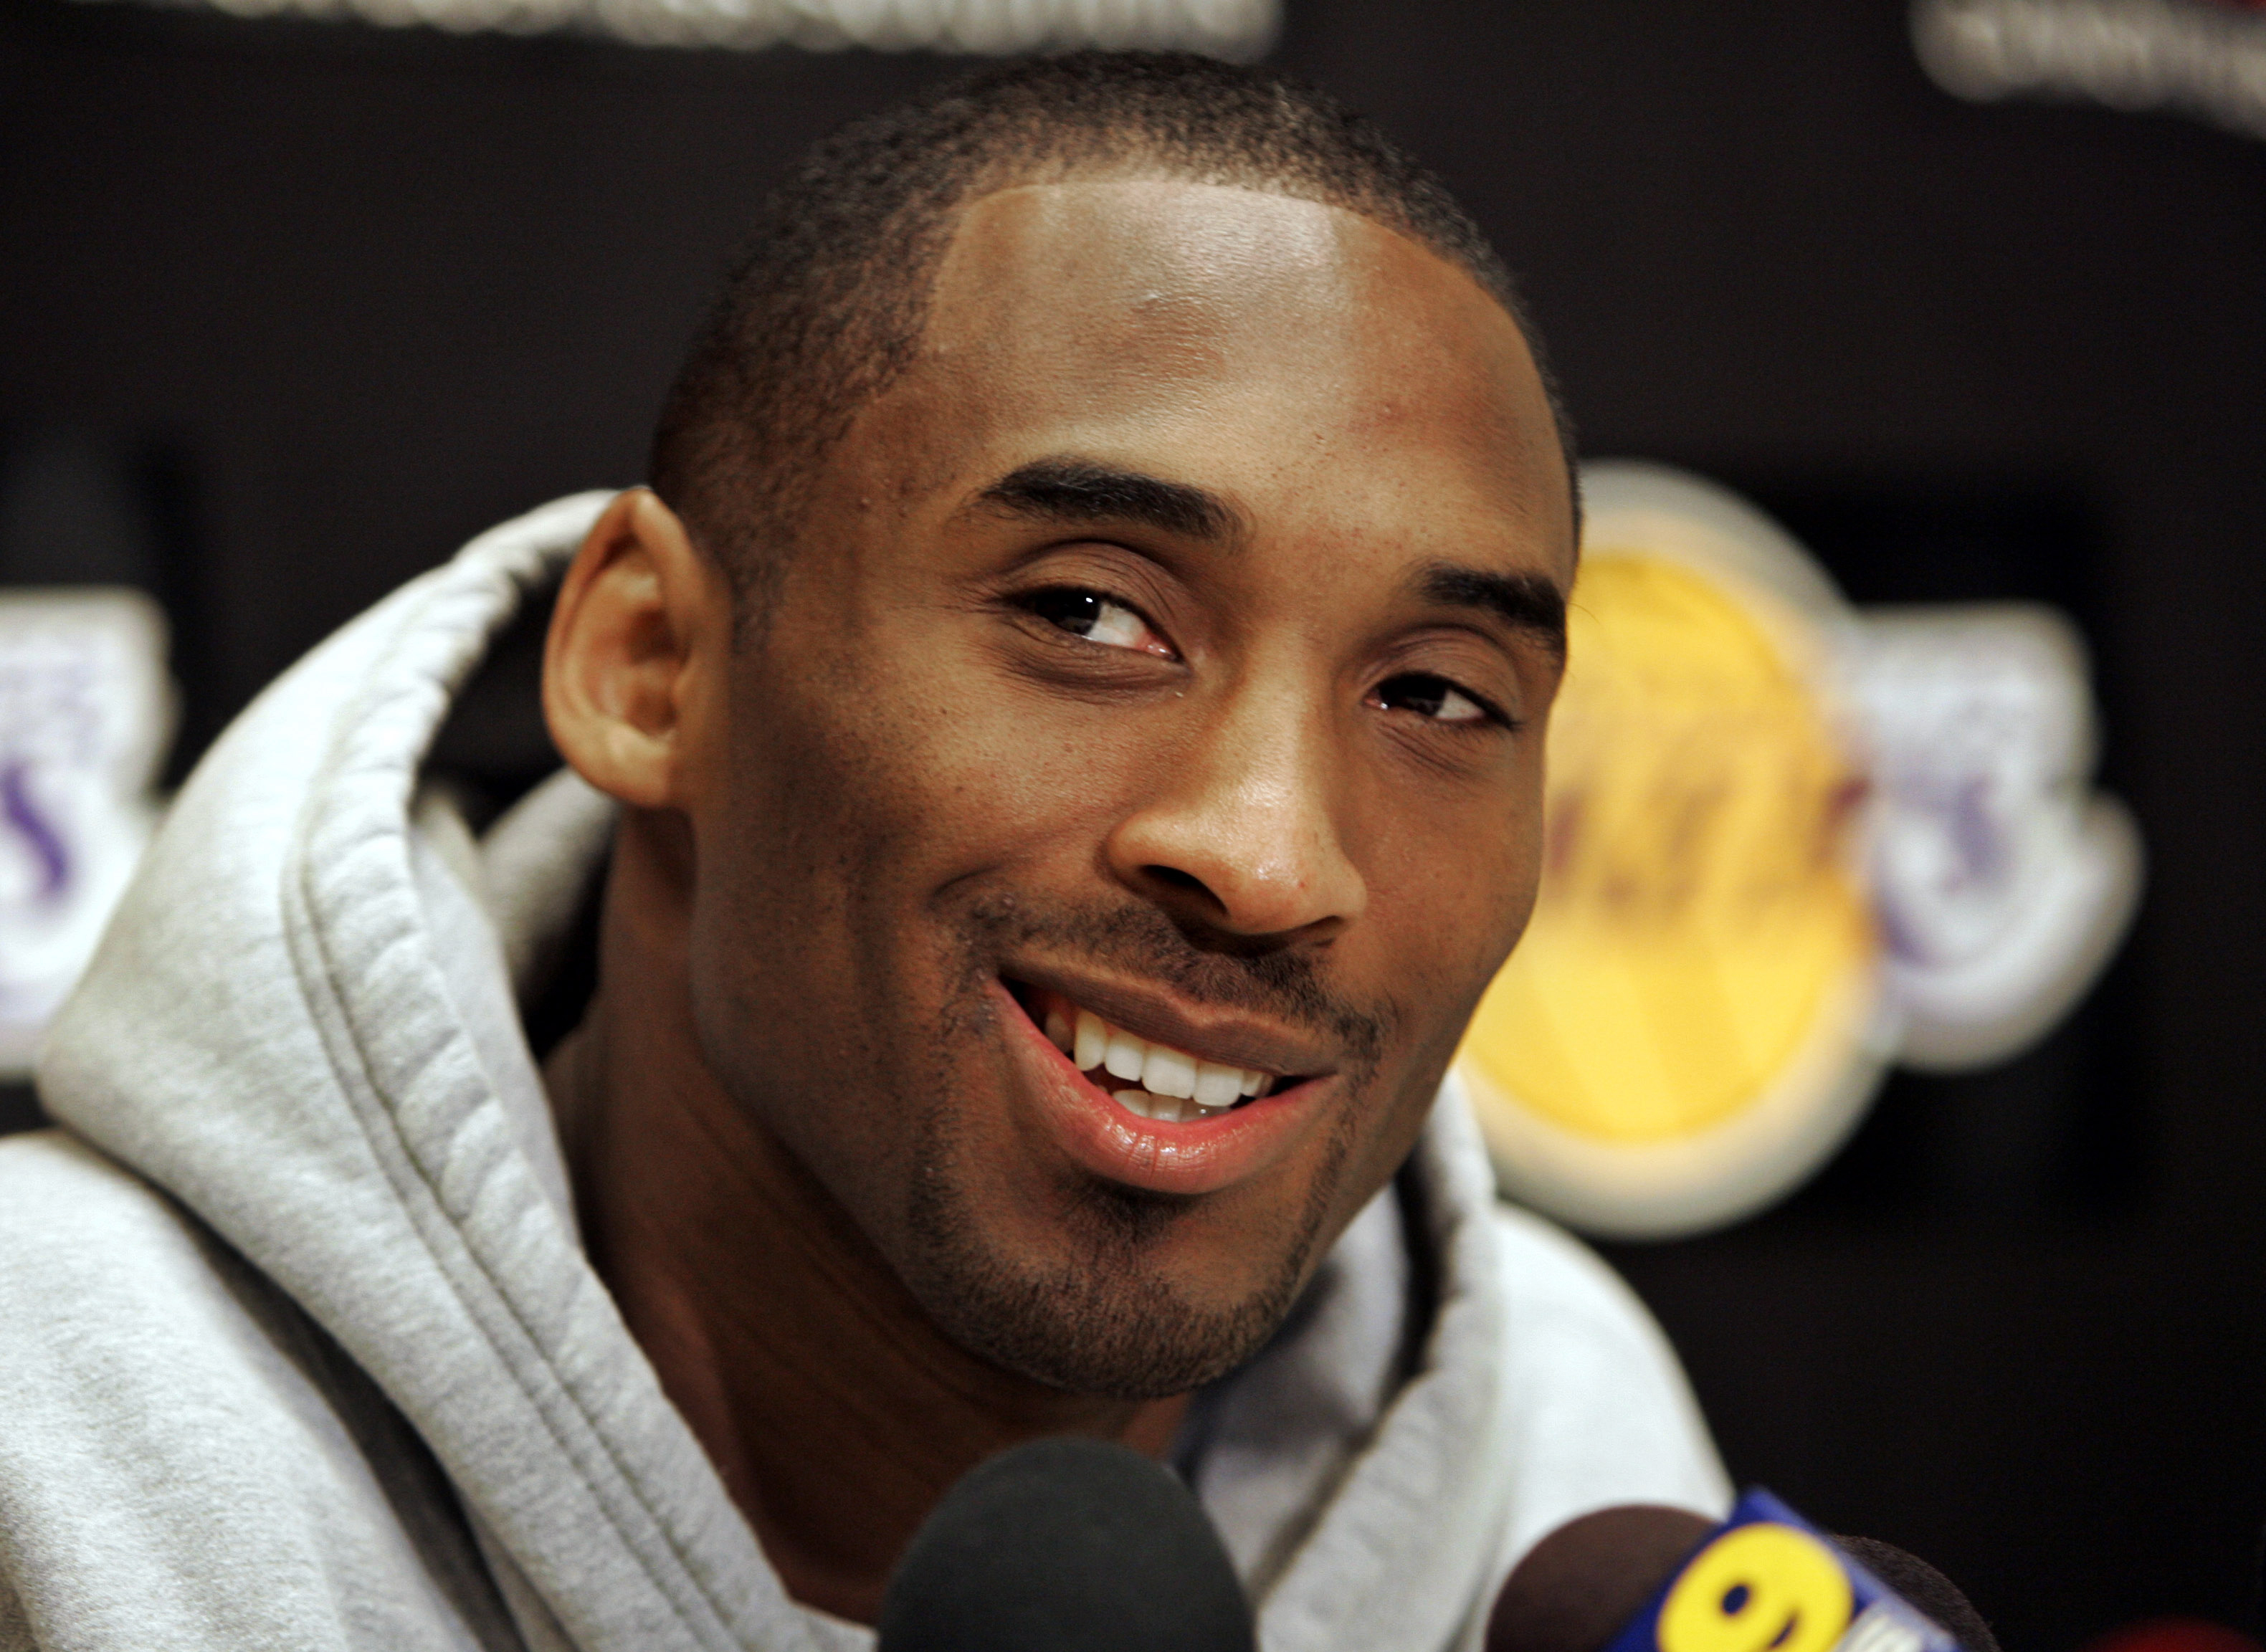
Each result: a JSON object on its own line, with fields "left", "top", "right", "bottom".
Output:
{"left": 900, "top": 1216, "right": 1308, "bottom": 1400}
{"left": 892, "top": 1104, "right": 1351, "bottom": 1399}
{"left": 825, "top": 898, "right": 1377, "bottom": 1395}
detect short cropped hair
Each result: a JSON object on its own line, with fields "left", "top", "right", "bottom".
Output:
{"left": 649, "top": 50, "right": 1574, "bottom": 615}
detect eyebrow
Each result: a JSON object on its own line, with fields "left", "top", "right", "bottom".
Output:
{"left": 975, "top": 459, "right": 1564, "bottom": 654}
{"left": 1417, "top": 562, "right": 1568, "bottom": 659}
{"left": 975, "top": 457, "right": 1242, "bottom": 543}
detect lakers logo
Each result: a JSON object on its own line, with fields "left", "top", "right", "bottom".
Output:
{"left": 1456, "top": 464, "right": 1895, "bottom": 1238}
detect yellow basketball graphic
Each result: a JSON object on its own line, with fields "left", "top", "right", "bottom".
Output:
{"left": 1456, "top": 464, "right": 1891, "bottom": 1238}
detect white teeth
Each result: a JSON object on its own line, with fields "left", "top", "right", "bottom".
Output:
{"left": 1142, "top": 1044, "right": 1196, "bottom": 1099}
{"left": 1103, "top": 1026, "right": 1147, "bottom": 1083}
{"left": 1194, "top": 1061, "right": 1244, "bottom": 1108}
{"left": 1114, "top": 1089, "right": 1163, "bottom": 1121}
{"left": 1053, "top": 999, "right": 1278, "bottom": 1120}
{"left": 1074, "top": 1010, "right": 1108, "bottom": 1072}
{"left": 1116, "top": 1089, "right": 1198, "bottom": 1124}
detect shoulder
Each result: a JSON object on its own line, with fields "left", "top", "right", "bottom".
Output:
{"left": 1486, "top": 1197, "right": 1685, "bottom": 1368}
{"left": 0, "top": 1127, "right": 282, "bottom": 1386}
{"left": 0, "top": 1124, "right": 205, "bottom": 1249}
{"left": 1481, "top": 1199, "right": 1732, "bottom": 1550}
{"left": 0, "top": 1131, "right": 512, "bottom": 1651}
{"left": 0, "top": 1127, "right": 227, "bottom": 1340}
{"left": 0, "top": 1128, "right": 332, "bottom": 1547}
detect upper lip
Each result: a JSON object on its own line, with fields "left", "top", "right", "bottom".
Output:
{"left": 1003, "top": 960, "right": 1340, "bottom": 1079}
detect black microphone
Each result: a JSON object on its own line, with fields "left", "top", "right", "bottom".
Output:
{"left": 1832, "top": 1537, "right": 1999, "bottom": 1652}
{"left": 1486, "top": 1494, "right": 1997, "bottom": 1652}
{"left": 1486, "top": 1505, "right": 1720, "bottom": 1652}
{"left": 877, "top": 1436, "right": 1256, "bottom": 1652}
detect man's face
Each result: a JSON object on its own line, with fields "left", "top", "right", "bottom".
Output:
{"left": 682, "top": 180, "right": 1573, "bottom": 1398}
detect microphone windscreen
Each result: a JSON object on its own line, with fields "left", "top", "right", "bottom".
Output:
{"left": 1832, "top": 1537, "right": 1999, "bottom": 1652}
{"left": 1486, "top": 1505, "right": 1718, "bottom": 1652}
{"left": 877, "top": 1436, "right": 1255, "bottom": 1652}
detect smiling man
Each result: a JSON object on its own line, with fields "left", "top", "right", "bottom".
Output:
{"left": 0, "top": 53, "right": 1725, "bottom": 1652}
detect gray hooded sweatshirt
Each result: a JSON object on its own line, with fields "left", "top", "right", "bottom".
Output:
{"left": 0, "top": 494, "right": 1729, "bottom": 1652}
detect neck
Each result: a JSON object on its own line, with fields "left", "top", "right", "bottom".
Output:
{"left": 547, "top": 809, "right": 1189, "bottom": 1625}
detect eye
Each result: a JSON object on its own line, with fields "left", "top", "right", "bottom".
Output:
{"left": 1370, "top": 672, "right": 1498, "bottom": 725}
{"left": 1019, "top": 588, "right": 1174, "bottom": 658}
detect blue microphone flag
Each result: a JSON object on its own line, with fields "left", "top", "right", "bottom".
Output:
{"left": 1604, "top": 1490, "right": 1961, "bottom": 1652}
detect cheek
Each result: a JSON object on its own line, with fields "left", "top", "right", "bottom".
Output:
{"left": 1362, "top": 758, "right": 1546, "bottom": 1006}
{"left": 824, "top": 628, "right": 1156, "bottom": 877}
{"left": 677, "top": 660, "right": 925, "bottom": 1104}
{"left": 680, "top": 625, "right": 1086, "bottom": 1091}
{"left": 706, "top": 627, "right": 979, "bottom": 903}
{"left": 1323, "top": 767, "right": 1543, "bottom": 1208}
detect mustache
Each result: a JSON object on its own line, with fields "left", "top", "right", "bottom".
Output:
{"left": 961, "top": 889, "right": 1393, "bottom": 1072}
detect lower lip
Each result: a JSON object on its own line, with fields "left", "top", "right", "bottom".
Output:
{"left": 990, "top": 979, "right": 1329, "bottom": 1198}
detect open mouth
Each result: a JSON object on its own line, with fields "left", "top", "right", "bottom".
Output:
{"left": 1004, "top": 980, "right": 1302, "bottom": 1126}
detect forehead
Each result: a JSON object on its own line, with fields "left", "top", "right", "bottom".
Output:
{"left": 842, "top": 180, "right": 1571, "bottom": 571}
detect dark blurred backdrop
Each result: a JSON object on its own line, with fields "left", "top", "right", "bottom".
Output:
{"left": 4, "top": 1, "right": 2262, "bottom": 1643}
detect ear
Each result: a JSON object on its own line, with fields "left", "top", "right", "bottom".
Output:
{"left": 543, "top": 488, "right": 731, "bottom": 811}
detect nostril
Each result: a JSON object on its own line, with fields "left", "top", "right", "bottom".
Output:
{"left": 1144, "top": 865, "right": 1211, "bottom": 896}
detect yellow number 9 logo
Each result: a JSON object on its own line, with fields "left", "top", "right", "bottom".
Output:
{"left": 1657, "top": 1524, "right": 1854, "bottom": 1652}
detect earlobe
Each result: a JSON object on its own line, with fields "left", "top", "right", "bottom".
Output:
{"left": 543, "top": 487, "right": 727, "bottom": 811}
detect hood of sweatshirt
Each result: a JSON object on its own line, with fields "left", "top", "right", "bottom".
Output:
{"left": 34, "top": 495, "right": 1723, "bottom": 1652}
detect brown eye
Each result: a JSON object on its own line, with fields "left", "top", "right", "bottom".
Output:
{"left": 1019, "top": 588, "right": 1172, "bottom": 657}
{"left": 1028, "top": 589, "right": 1108, "bottom": 637}
{"left": 1371, "top": 673, "right": 1494, "bottom": 725}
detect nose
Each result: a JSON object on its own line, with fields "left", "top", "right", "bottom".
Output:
{"left": 1103, "top": 687, "right": 1368, "bottom": 946}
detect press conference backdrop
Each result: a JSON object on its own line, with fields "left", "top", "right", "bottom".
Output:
{"left": 1452, "top": 462, "right": 2140, "bottom": 1241}
{"left": 4, "top": 2, "right": 2263, "bottom": 1645}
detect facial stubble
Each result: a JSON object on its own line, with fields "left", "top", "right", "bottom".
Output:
{"left": 895, "top": 897, "right": 1383, "bottom": 1401}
